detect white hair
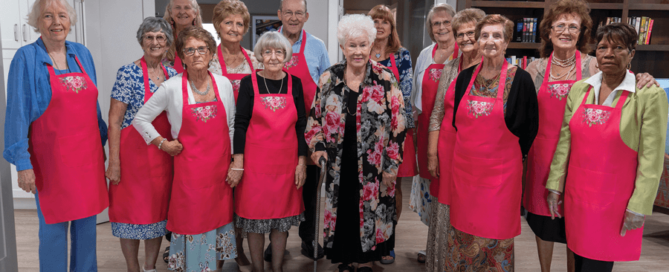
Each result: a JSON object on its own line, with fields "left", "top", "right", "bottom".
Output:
{"left": 27, "top": 0, "right": 77, "bottom": 33}
{"left": 337, "top": 14, "right": 377, "bottom": 46}
{"left": 254, "top": 31, "right": 293, "bottom": 62}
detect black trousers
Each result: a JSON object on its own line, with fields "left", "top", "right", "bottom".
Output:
{"left": 574, "top": 252, "right": 614, "bottom": 272}
{"left": 298, "top": 165, "right": 321, "bottom": 243}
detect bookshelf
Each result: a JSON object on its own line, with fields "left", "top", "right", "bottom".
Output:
{"left": 463, "top": 0, "right": 669, "bottom": 77}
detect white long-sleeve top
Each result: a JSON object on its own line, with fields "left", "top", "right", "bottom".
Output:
{"left": 132, "top": 73, "right": 236, "bottom": 153}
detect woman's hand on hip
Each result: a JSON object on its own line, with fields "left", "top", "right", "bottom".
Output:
{"left": 17, "top": 169, "right": 36, "bottom": 194}
{"left": 105, "top": 161, "right": 121, "bottom": 185}
{"left": 620, "top": 210, "right": 645, "bottom": 237}
{"left": 311, "top": 151, "right": 328, "bottom": 167}
{"left": 427, "top": 153, "right": 440, "bottom": 178}
{"left": 382, "top": 171, "right": 396, "bottom": 188}
{"left": 547, "top": 191, "right": 562, "bottom": 219}
{"left": 161, "top": 139, "right": 184, "bottom": 156}
{"left": 295, "top": 163, "right": 307, "bottom": 189}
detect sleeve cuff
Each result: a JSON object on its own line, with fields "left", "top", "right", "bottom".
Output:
{"left": 626, "top": 209, "right": 645, "bottom": 216}
{"left": 15, "top": 159, "right": 33, "bottom": 171}
{"left": 315, "top": 143, "right": 326, "bottom": 152}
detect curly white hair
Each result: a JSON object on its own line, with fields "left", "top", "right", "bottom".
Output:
{"left": 337, "top": 14, "right": 377, "bottom": 46}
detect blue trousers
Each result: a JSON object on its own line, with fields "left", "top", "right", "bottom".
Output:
{"left": 35, "top": 192, "right": 98, "bottom": 272}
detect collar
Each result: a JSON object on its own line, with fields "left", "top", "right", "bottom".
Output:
{"left": 333, "top": 60, "right": 373, "bottom": 87}
{"left": 280, "top": 27, "right": 305, "bottom": 45}
{"left": 584, "top": 70, "right": 637, "bottom": 94}
{"left": 36, "top": 38, "right": 76, "bottom": 65}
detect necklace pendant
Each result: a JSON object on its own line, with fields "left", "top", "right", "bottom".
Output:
{"left": 375, "top": 53, "right": 381, "bottom": 59}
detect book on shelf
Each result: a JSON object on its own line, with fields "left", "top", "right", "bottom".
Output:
{"left": 514, "top": 18, "right": 523, "bottom": 42}
{"left": 506, "top": 55, "right": 536, "bottom": 69}
{"left": 518, "top": 18, "right": 538, "bottom": 43}
{"left": 532, "top": 18, "right": 538, "bottom": 43}
{"left": 630, "top": 16, "right": 654, "bottom": 45}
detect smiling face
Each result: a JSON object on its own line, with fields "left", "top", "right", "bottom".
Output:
{"left": 341, "top": 34, "right": 372, "bottom": 70}
{"left": 431, "top": 10, "right": 454, "bottom": 44}
{"left": 595, "top": 36, "right": 634, "bottom": 76}
{"left": 455, "top": 21, "right": 478, "bottom": 55}
{"left": 171, "top": 0, "right": 197, "bottom": 29}
{"left": 261, "top": 47, "right": 286, "bottom": 73}
{"left": 142, "top": 31, "right": 169, "bottom": 59}
{"left": 278, "top": 0, "right": 309, "bottom": 37}
{"left": 550, "top": 13, "right": 581, "bottom": 52}
{"left": 373, "top": 18, "right": 392, "bottom": 41}
{"left": 478, "top": 24, "right": 508, "bottom": 59}
{"left": 39, "top": 0, "right": 71, "bottom": 44}
{"left": 182, "top": 37, "right": 213, "bottom": 72}
{"left": 219, "top": 14, "right": 245, "bottom": 45}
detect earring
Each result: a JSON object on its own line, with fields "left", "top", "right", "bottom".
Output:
{"left": 627, "top": 62, "right": 631, "bottom": 70}
{"left": 595, "top": 63, "right": 599, "bottom": 69}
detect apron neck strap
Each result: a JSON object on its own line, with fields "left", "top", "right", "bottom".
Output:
{"left": 543, "top": 51, "right": 583, "bottom": 86}
{"left": 182, "top": 71, "right": 221, "bottom": 104}
{"left": 141, "top": 57, "right": 170, "bottom": 103}
{"left": 466, "top": 56, "right": 509, "bottom": 101}
{"left": 251, "top": 69, "right": 293, "bottom": 95}
{"left": 217, "top": 44, "right": 255, "bottom": 76}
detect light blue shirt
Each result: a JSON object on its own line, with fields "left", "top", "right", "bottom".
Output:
{"left": 3, "top": 38, "right": 107, "bottom": 171}
{"left": 280, "top": 28, "right": 330, "bottom": 84}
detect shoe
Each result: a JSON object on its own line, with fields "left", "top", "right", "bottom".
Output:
{"left": 337, "top": 263, "right": 355, "bottom": 272}
{"left": 142, "top": 267, "right": 157, "bottom": 272}
{"left": 357, "top": 267, "right": 373, "bottom": 272}
{"left": 263, "top": 243, "right": 272, "bottom": 262}
{"left": 417, "top": 250, "right": 426, "bottom": 263}
{"left": 380, "top": 250, "right": 395, "bottom": 264}
{"left": 162, "top": 246, "right": 170, "bottom": 263}
{"left": 300, "top": 240, "right": 325, "bottom": 260}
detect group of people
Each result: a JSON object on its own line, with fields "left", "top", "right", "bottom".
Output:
{"left": 4, "top": 0, "right": 668, "bottom": 272}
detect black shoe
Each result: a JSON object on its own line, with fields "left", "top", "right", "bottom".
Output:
{"left": 300, "top": 240, "right": 324, "bottom": 260}
{"left": 264, "top": 243, "right": 272, "bottom": 262}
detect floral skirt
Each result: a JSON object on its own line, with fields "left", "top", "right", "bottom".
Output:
{"left": 445, "top": 227, "right": 514, "bottom": 272}
{"left": 111, "top": 220, "right": 167, "bottom": 240}
{"left": 409, "top": 176, "right": 431, "bottom": 226}
{"left": 425, "top": 200, "right": 450, "bottom": 272}
{"left": 234, "top": 213, "right": 305, "bottom": 234}
{"left": 167, "top": 222, "right": 237, "bottom": 271}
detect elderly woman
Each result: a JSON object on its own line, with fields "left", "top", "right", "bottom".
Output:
{"left": 210, "top": 0, "right": 261, "bottom": 100}
{"left": 523, "top": 2, "right": 657, "bottom": 271}
{"left": 307, "top": 14, "right": 407, "bottom": 272}
{"left": 227, "top": 31, "right": 306, "bottom": 272}
{"left": 446, "top": 14, "right": 538, "bottom": 271}
{"left": 105, "top": 17, "right": 177, "bottom": 272}
{"left": 133, "top": 27, "right": 237, "bottom": 272}
{"left": 163, "top": 0, "right": 203, "bottom": 73}
{"left": 423, "top": 8, "right": 485, "bottom": 271}
{"left": 546, "top": 23, "right": 667, "bottom": 272}
{"left": 368, "top": 9, "right": 413, "bottom": 254}
{"left": 3, "top": 0, "right": 108, "bottom": 270}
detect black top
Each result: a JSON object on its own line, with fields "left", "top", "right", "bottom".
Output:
{"left": 452, "top": 64, "right": 539, "bottom": 156}
{"left": 234, "top": 72, "right": 308, "bottom": 156}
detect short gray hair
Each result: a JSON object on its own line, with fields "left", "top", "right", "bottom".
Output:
{"left": 280, "top": 0, "right": 307, "bottom": 12}
{"left": 426, "top": 3, "right": 456, "bottom": 42}
{"left": 253, "top": 31, "right": 293, "bottom": 62}
{"left": 136, "top": 17, "right": 174, "bottom": 47}
{"left": 27, "top": 0, "right": 78, "bottom": 32}
{"left": 337, "top": 14, "right": 376, "bottom": 46}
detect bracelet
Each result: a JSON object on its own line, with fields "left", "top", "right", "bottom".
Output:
{"left": 158, "top": 138, "right": 167, "bottom": 150}
{"left": 231, "top": 168, "right": 244, "bottom": 171}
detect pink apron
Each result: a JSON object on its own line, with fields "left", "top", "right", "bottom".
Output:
{"left": 524, "top": 51, "right": 581, "bottom": 216}
{"left": 283, "top": 29, "right": 318, "bottom": 114}
{"left": 173, "top": 55, "right": 184, "bottom": 74}
{"left": 167, "top": 71, "right": 233, "bottom": 234}
{"left": 217, "top": 44, "right": 254, "bottom": 102}
{"left": 450, "top": 59, "right": 523, "bottom": 239}
{"left": 234, "top": 70, "right": 304, "bottom": 219}
{"left": 418, "top": 45, "right": 446, "bottom": 196}
{"left": 565, "top": 88, "right": 642, "bottom": 261}
{"left": 386, "top": 52, "right": 418, "bottom": 177}
{"left": 109, "top": 57, "right": 173, "bottom": 224}
{"left": 30, "top": 56, "right": 108, "bottom": 224}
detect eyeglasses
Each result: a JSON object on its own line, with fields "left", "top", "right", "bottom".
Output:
{"left": 552, "top": 24, "right": 580, "bottom": 34}
{"left": 456, "top": 31, "right": 475, "bottom": 39}
{"left": 432, "top": 20, "right": 451, "bottom": 28}
{"left": 183, "top": 46, "right": 208, "bottom": 56}
{"left": 143, "top": 35, "right": 167, "bottom": 43}
{"left": 282, "top": 10, "right": 305, "bottom": 19}
{"left": 262, "top": 49, "right": 285, "bottom": 57}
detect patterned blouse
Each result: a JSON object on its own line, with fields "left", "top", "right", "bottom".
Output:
{"left": 305, "top": 60, "right": 407, "bottom": 252}
{"left": 377, "top": 48, "right": 414, "bottom": 128}
{"left": 111, "top": 63, "right": 178, "bottom": 128}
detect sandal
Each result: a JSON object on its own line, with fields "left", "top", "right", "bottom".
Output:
{"left": 417, "top": 250, "right": 426, "bottom": 263}
{"left": 337, "top": 263, "right": 355, "bottom": 272}
{"left": 163, "top": 246, "right": 170, "bottom": 263}
{"left": 380, "top": 250, "right": 395, "bottom": 264}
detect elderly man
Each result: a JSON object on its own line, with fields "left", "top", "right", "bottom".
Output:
{"left": 261, "top": 0, "right": 331, "bottom": 262}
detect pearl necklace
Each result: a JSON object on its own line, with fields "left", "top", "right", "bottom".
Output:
{"left": 549, "top": 53, "right": 577, "bottom": 81}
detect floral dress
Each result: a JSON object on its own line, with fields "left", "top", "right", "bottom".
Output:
{"left": 168, "top": 223, "right": 237, "bottom": 272}
{"left": 305, "top": 60, "right": 407, "bottom": 256}
{"left": 109, "top": 62, "right": 178, "bottom": 240}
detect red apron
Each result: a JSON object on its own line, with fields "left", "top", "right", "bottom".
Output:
{"left": 565, "top": 88, "right": 641, "bottom": 261}
{"left": 30, "top": 56, "right": 108, "bottom": 224}
{"left": 167, "top": 71, "right": 233, "bottom": 234}
{"left": 109, "top": 58, "right": 174, "bottom": 225}
{"left": 235, "top": 70, "right": 304, "bottom": 219}
{"left": 217, "top": 44, "right": 254, "bottom": 102}
{"left": 524, "top": 51, "right": 581, "bottom": 217}
{"left": 386, "top": 52, "right": 418, "bottom": 177}
{"left": 436, "top": 57, "right": 465, "bottom": 205}
{"left": 418, "top": 45, "right": 446, "bottom": 197}
{"left": 173, "top": 55, "right": 184, "bottom": 74}
{"left": 450, "top": 59, "right": 523, "bottom": 239}
{"left": 283, "top": 29, "right": 318, "bottom": 114}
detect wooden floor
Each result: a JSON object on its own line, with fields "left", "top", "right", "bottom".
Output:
{"left": 14, "top": 178, "right": 669, "bottom": 271}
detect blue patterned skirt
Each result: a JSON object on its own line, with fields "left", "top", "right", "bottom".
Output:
{"left": 111, "top": 220, "right": 168, "bottom": 240}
